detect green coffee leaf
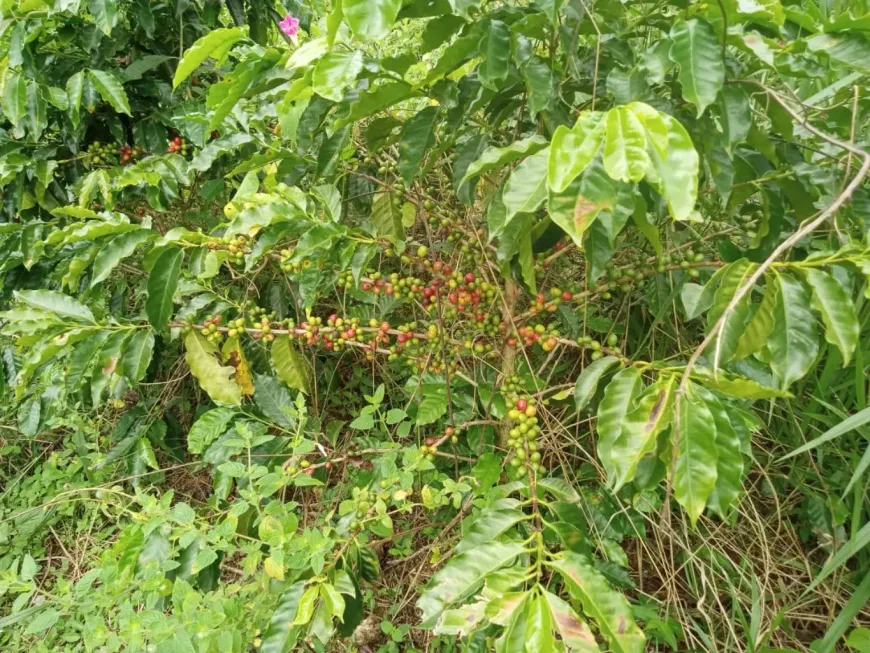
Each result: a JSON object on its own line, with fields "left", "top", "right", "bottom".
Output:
{"left": 173, "top": 27, "right": 246, "bottom": 89}
{"left": 804, "top": 268, "right": 859, "bottom": 365}
{"left": 769, "top": 273, "right": 819, "bottom": 388}
{"left": 88, "top": 69, "right": 131, "bottom": 115}
{"left": 669, "top": 19, "right": 725, "bottom": 117}
{"left": 145, "top": 247, "right": 183, "bottom": 331}
{"left": 674, "top": 384, "right": 719, "bottom": 524}
{"left": 184, "top": 331, "right": 242, "bottom": 406}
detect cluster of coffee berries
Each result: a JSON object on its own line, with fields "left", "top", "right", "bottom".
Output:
{"left": 528, "top": 287, "right": 576, "bottom": 314}
{"left": 501, "top": 374, "right": 523, "bottom": 393}
{"left": 244, "top": 305, "right": 278, "bottom": 342}
{"left": 512, "top": 323, "right": 562, "bottom": 352}
{"left": 577, "top": 333, "right": 621, "bottom": 359}
{"left": 284, "top": 457, "right": 314, "bottom": 476}
{"left": 118, "top": 144, "right": 143, "bottom": 164}
{"left": 205, "top": 234, "right": 250, "bottom": 265}
{"left": 278, "top": 249, "right": 313, "bottom": 274}
{"left": 167, "top": 135, "right": 191, "bottom": 156}
{"left": 505, "top": 396, "right": 544, "bottom": 478}
{"left": 199, "top": 315, "right": 224, "bottom": 343}
{"left": 420, "top": 439, "right": 438, "bottom": 461}
{"left": 656, "top": 249, "right": 707, "bottom": 279}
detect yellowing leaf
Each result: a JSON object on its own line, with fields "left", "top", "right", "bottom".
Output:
{"left": 184, "top": 331, "right": 242, "bottom": 405}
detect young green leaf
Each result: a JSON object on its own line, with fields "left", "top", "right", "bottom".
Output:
{"left": 14, "top": 290, "right": 95, "bottom": 323}
{"left": 548, "top": 112, "right": 605, "bottom": 193}
{"left": 91, "top": 229, "right": 153, "bottom": 287}
{"left": 120, "top": 330, "right": 154, "bottom": 384}
{"left": 173, "top": 27, "right": 246, "bottom": 89}
{"left": 312, "top": 50, "right": 364, "bottom": 102}
{"left": 573, "top": 356, "right": 621, "bottom": 412}
{"left": 733, "top": 275, "right": 777, "bottom": 360}
{"left": 460, "top": 135, "right": 549, "bottom": 187}
{"left": 342, "top": 0, "right": 402, "bottom": 40}
{"left": 603, "top": 106, "right": 649, "bottom": 183}
{"left": 646, "top": 114, "right": 699, "bottom": 221}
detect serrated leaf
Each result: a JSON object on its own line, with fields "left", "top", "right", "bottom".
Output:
{"left": 548, "top": 112, "right": 605, "bottom": 193}
{"left": 460, "top": 135, "right": 549, "bottom": 187}
{"left": 669, "top": 19, "right": 724, "bottom": 117}
{"left": 603, "top": 106, "right": 649, "bottom": 183}
{"left": 503, "top": 148, "right": 549, "bottom": 225}
{"left": 596, "top": 367, "right": 642, "bottom": 477}
{"left": 173, "top": 27, "right": 246, "bottom": 89}
{"left": 609, "top": 375, "right": 675, "bottom": 491}
{"left": 804, "top": 269, "right": 859, "bottom": 365}
{"left": 548, "top": 551, "right": 645, "bottom": 653}
{"left": 88, "top": 69, "right": 131, "bottom": 115}
{"left": 674, "top": 384, "right": 719, "bottom": 524}
{"left": 574, "top": 356, "right": 621, "bottom": 412}
{"left": 184, "top": 331, "right": 242, "bottom": 406}
{"left": 769, "top": 273, "right": 819, "bottom": 388}
{"left": 271, "top": 335, "right": 309, "bottom": 394}
{"left": 91, "top": 229, "right": 153, "bottom": 287}
{"left": 145, "top": 247, "right": 183, "bottom": 331}
{"left": 312, "top": 50, "right": 364, "bottom": 102}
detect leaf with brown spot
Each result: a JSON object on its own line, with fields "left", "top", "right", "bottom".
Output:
{"left": 608, "top": 375, "right": 676, "bottom": 492}
{"left": 543, "top": 590, "right": 599, "bottom": 652}
{"left": 548, "top": 552, "right": 645, "bottom": 653}
{"left": 102, "top": 356, "right": 119, "bottom": 376}
{"left": 222, "top": 336, "right": 254, "bottom": 395}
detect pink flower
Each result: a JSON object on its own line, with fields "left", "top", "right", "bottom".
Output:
{"left": 279, "top": 14, "right": 299, "bottom": 38}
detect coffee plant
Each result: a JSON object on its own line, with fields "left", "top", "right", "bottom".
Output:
{"left": 1, "top": 0, "right": 870, "bottom": 651}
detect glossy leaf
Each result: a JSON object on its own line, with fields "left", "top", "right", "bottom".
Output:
{"left": 502, "top": 148, "right": 550, "bottom": 225}
{"left": 120, "top": 330, "right": 154, "bottom": 384}
{"left": 733, "top": 276, "right": 777, "bottom": 360}
{"left": 646, "top": 114, "right": 699, "bottom": 220}
{"left": 312, "top": 50, "right": 364, "bottom": 102}
{"left": 260, "top": 582, "right": 305, "bottom": 653}
{"left": 806, "top": 32, "right": 870, "bottom": 73}
{"left": 703, "top": 391, "right": 744, "bottom": 516}
{"left": 596, "top": 367, "right": 642, "bottom": 475}
{"left": 574, "top": 356, "right": 621, "bottom": 412}
{"left": 460, "top": 135, "right": 549, "bottom": 187}
{"left": 342, "top": 0, "right": 403, "bottom": 39}
{"left": 145, "top": 247, "right": 183, "bottom": 331}
{"left": 187, "top": 407, "right": 236, "bottom": 454}
{"left": 707, "top": 259, "right": 755, "bottom": 364}
{"left": 542, "top": 590, "right": 599, "bottom": 652}
{"left": 173, "top": 27, "right": 246, "bottom": 89}
{"left": 718, "top": 86, "right": 751, "bottom": 153}
{"left": 271, "top": 335, "right": 309, "bottom": 394}
{"left": 91, "top": 229, "right": 153, "bottom": 287}
{"left": 674, "top": 385, "right": 719, "bottom": 524}
{"left": 669, "top": 19, "right": 725, "bottom": 117}
{"left": 417, "top": 541, "right": 525, "bottom": 624}
{"left": 603, "top": 106, "right": 649, "bottom": 183}
{"left": 455, "top": 507, "right": 526, "bottom": 553}
{"left": 769, "top": 273, "right": 819, "bottom": 388}
{"left": 478, "top": 20, "right": 511, "bottom": 90}
{"left": 548, "top": 112, "right": 605, "bottom": 193}
{"left": 804, "top": 268, "right": 859, "bottom": 365}
{"left": 88, "top": 70, "right": 131, "bottom": 115}
{"left": 14, "top": 290, "right": 95, "bottom": 323}
{"left": 397, "top": 106, "right": 439, "bottom": 184}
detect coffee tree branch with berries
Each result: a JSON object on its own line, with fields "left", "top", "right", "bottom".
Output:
{"left": 1, "top": 1, "right": 869, "bottom": 652}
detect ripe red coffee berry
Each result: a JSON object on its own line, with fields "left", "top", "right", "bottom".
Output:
{"left": 464, "top": 272, "right": 475, "bottom": 283}
{"left": 516, "top": 398, "right": 528, "bottom": 412}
